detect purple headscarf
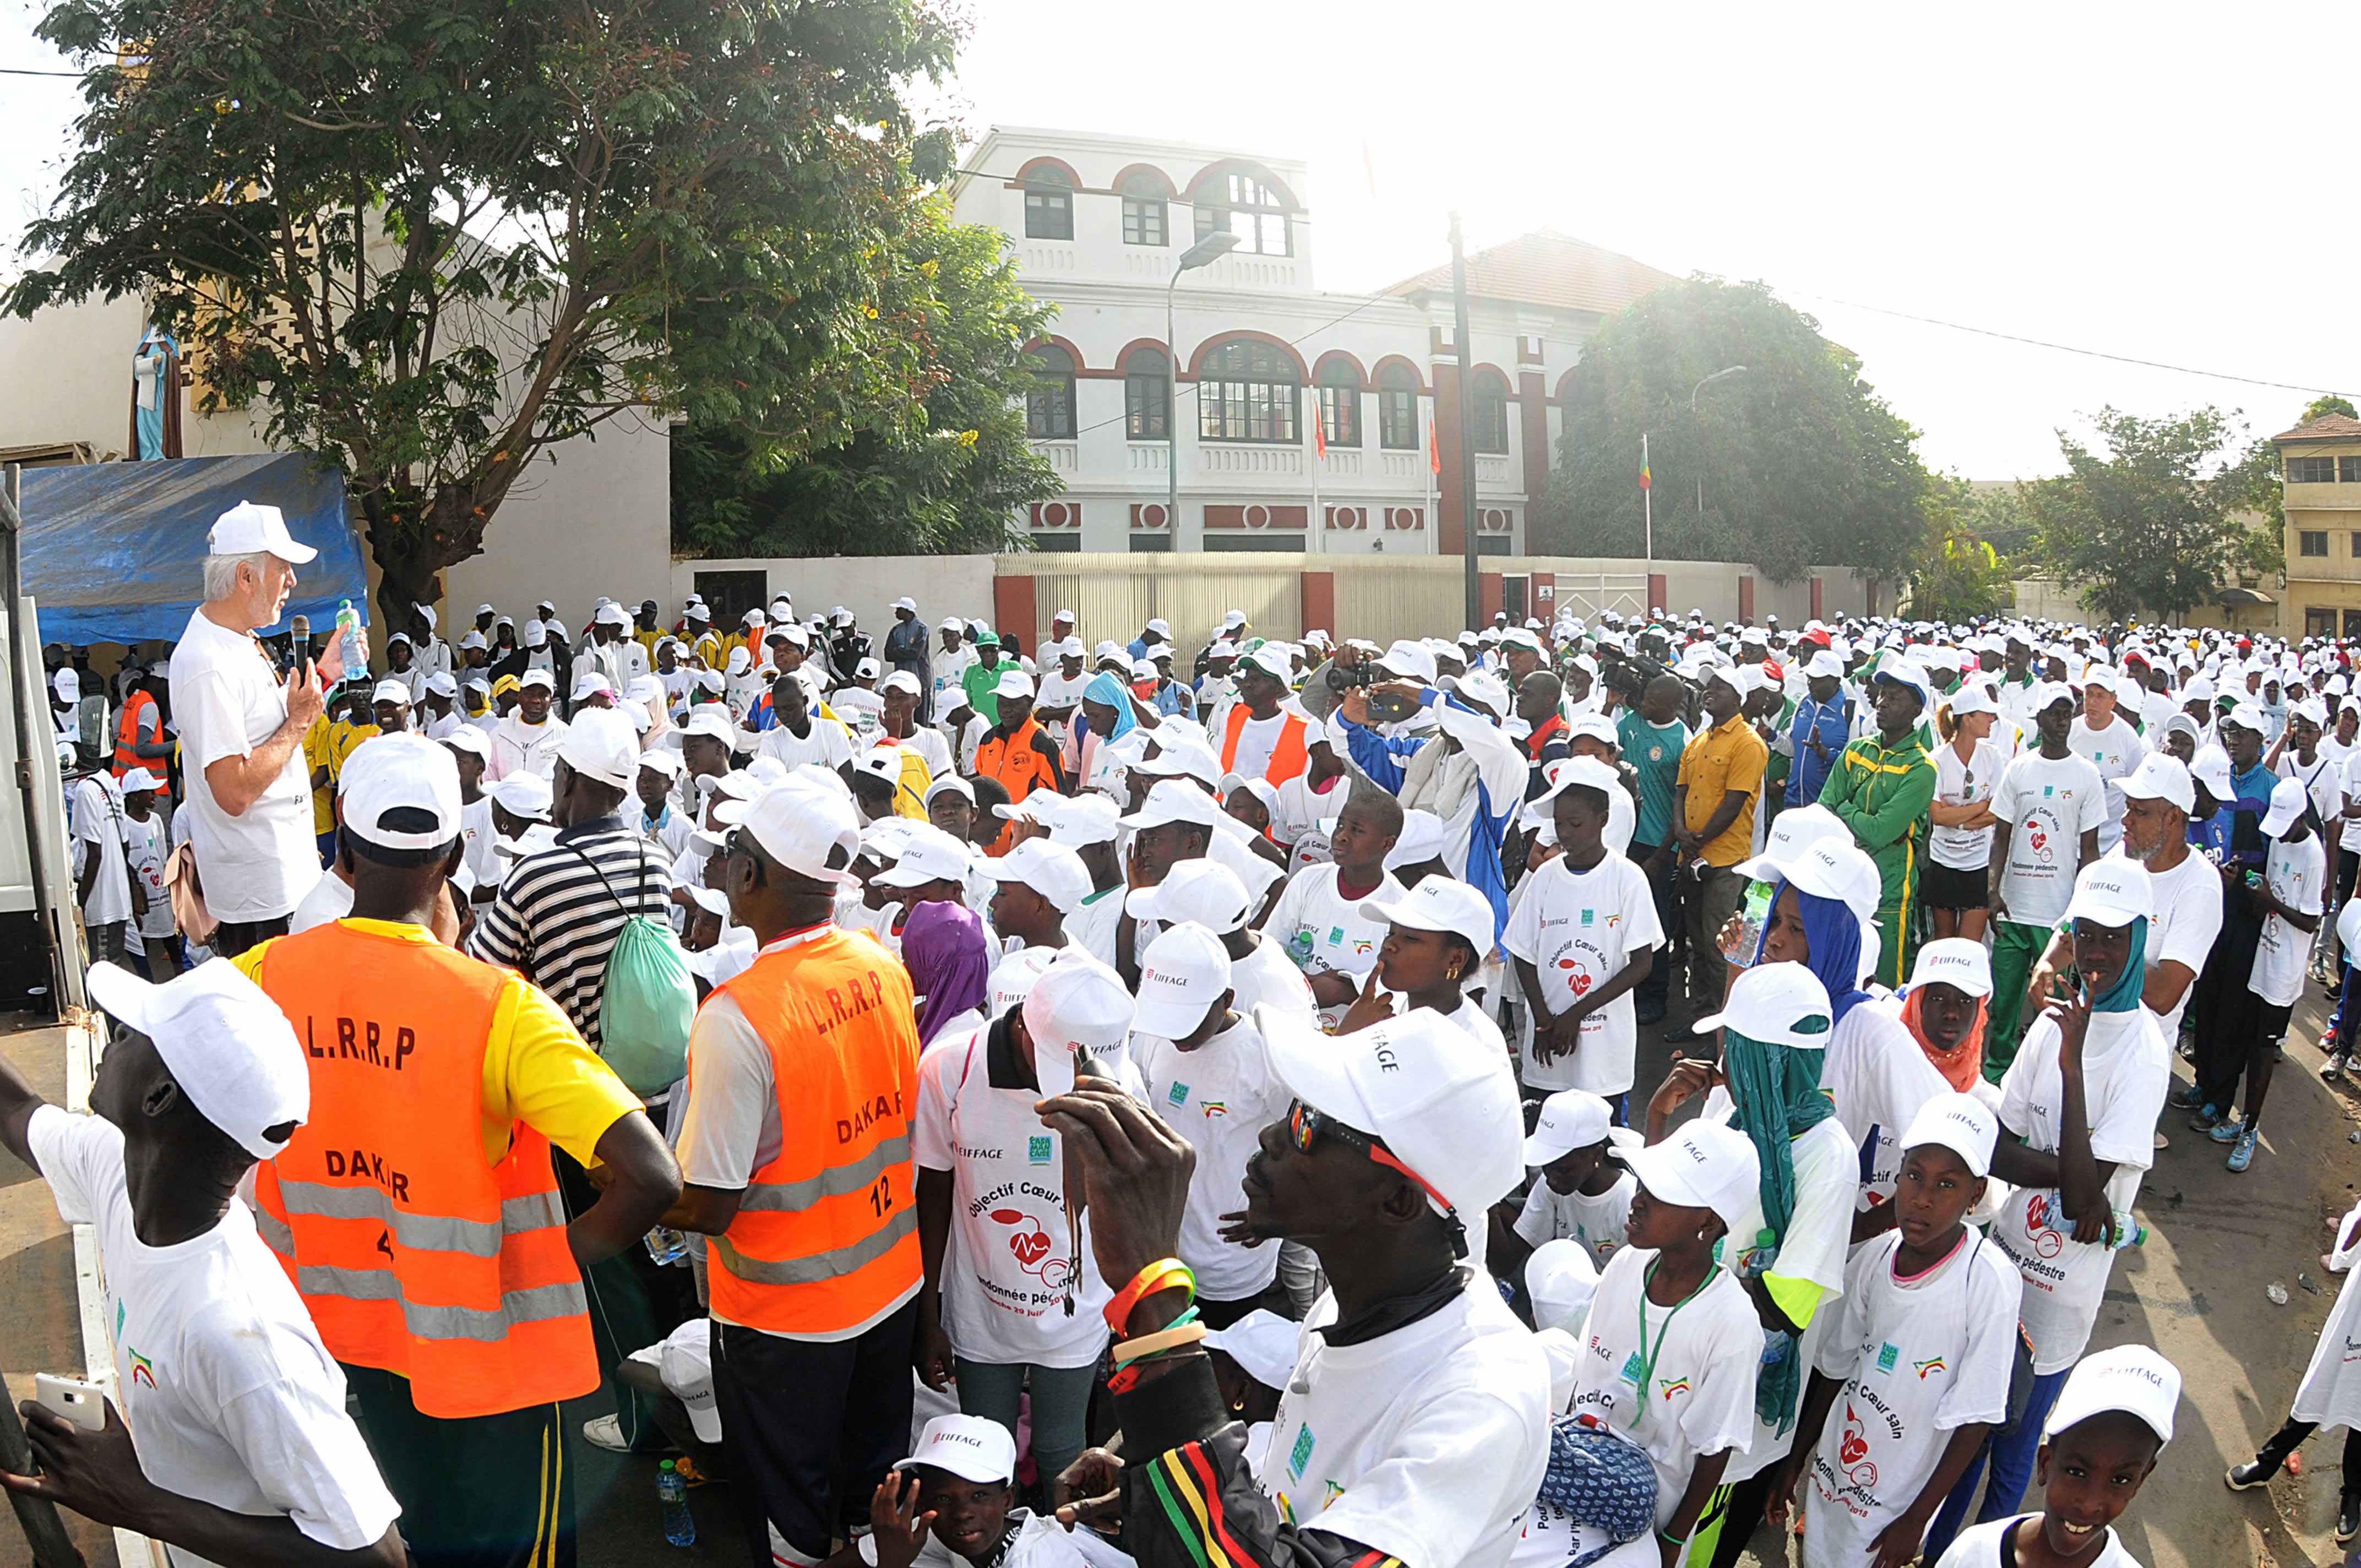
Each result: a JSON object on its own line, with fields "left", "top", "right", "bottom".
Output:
{"left": 903, "top": 899, "right": 992, "bottom": 1047}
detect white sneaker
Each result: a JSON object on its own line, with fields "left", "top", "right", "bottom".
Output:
{"left": 582, "top": 1413, "right": 631, "bottom": 1453}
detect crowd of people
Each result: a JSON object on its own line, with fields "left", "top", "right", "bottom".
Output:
{"left": 23, "top": 494, "right": 2361, "bottom": 1568}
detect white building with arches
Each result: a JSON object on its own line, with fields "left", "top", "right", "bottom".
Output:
{"left": 951, "top": 126, "right": 1676, "bottom": 558}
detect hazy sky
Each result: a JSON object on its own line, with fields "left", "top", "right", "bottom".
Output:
{"left": 10, "top": 0, "right": 2355, "bottom": 478}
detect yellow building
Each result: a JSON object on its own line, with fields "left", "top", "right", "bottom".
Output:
{"left": 2281, "top": 413, "right": 2361, "bottom": 639}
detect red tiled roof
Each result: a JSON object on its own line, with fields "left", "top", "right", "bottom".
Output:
{"left": 1380, "top": 230, "right": 1678, "bottom": 317}
{"left": 2273, "top": 413, "right": 2361, "bottom": 444}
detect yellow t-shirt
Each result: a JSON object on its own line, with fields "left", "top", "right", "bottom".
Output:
{"left": 232, "top": 918, "right": 644, "bottom": 1167}
{"left": 302, "top": 717, "right": 336, "bottom": 835}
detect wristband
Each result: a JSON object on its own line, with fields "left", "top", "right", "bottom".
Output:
{"left": 1656, "top": 1528, "right": 1690, "bottom": 1547}
{"left": 1103, "top": 1257, "right": 1194, "bottom": 1332}
{"left": 1112, "top": 1319, "right": 1209, "bottom": 1364}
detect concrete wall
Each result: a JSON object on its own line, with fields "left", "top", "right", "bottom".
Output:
{"left": 667, "top": 554, "right": 1000, "bottom": 644}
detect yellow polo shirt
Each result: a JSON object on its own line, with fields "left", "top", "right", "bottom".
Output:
{"left": 232, "top": 918, "right": 643, "bottom": 1167}
{"left": 1675, "top": 714, "right": 1770, "bottom": 868}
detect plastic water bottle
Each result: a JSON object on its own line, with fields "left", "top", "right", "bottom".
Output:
{"left": 659, "top": 1460, "right": 694, "bottom": 1547}
{"left": 644, "top": 1227, "right": 689, "bottom": 1267}
{"left": 1720, "top": 880, "right": 1773, "bottom": 966}
{"left": 2107, "top": 1212, "right": 2148, "bottom": 1251}
{"left": 335, "top": 599, "right": 363, "bottom": 674}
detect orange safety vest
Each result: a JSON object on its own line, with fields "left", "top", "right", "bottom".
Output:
{"left": 975, "top": 716, "right": 1059, "bottom": 806}
{"left": 113, "top": 689, "right": 168, "bottom": 796}
{"left": 704, "top": 927, "right": 923, "bottom": 1336}
{"left": 248, "top": 923, "right": 598, "bottom": 1419}
{"left": 1221, "top": 702, "right": 1310, "bottom": 787}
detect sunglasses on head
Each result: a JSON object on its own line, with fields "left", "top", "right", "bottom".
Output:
{"left": 1285, "top": 1100, "right": 1464, "bottom": 1249}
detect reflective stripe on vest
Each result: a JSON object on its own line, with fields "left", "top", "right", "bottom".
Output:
{"left": 251, "top": 922, "right": 601, "bottom": 1419}
{"left": 705, "top": 927, "right": 923, "bottom": 1335}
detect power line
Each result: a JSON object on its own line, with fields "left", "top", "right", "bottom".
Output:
{"left": 0, "top": 66, "right": 81, "bottom": 77}
{"left": 1797, "top": 290, "right": 2348, "bottom": 399}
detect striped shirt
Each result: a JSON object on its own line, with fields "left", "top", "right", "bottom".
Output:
{"left": 468, "top": 814, "right": 672, "bottom": 1053}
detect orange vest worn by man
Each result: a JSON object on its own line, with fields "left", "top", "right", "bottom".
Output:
{"left": 114, "top": 683, "right": 171, "bottom": 796}
{"left": 679, "top": 772, "right": 923, "bottom": 1567}
{"left": 1220, "top": 699, "right": 1310, "bottom": 787}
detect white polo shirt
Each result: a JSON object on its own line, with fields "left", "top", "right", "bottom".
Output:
{"left": 168, "top": 605, "right": 320, "bottom": 922}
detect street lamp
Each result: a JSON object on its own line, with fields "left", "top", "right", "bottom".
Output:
{"left": 1689, "top": 364, "right": 1747, "bottom": 515}
{"left": 1167, "top": 230, "right": 1239, "bottom": 547}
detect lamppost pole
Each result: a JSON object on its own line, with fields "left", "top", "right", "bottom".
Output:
{"left": 1450, "top": 212, "right": 1482, "bottom": 629}
{"left": 1689, "top": 364, "right": 1747, "bottom": 516}
{"left": 1167, "top": 231, "right": 1239, "bottom": 549}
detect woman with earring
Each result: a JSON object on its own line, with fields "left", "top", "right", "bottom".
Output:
{"left": 1339, "top": 876, "right": 1507, "bottom": 1057}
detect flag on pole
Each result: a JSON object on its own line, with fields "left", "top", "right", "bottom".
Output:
{"left": 1639, "top": 449, "right": 1652, "bottom": 491}
{"left": 1428, "top": 419, "right": 1441, "bottom": 476}
{"left": 1314, "top": 408, "right": 1326, "bottom": 461}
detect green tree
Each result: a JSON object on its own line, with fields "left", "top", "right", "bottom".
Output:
{"left": 673, "top": 195, "right": 1058, "bottom": 557}
{"left": 2023, "top": 406, "right": 2265, "bottom": 623}
{"left": 2299, "top": 394, "right": 2358, "bottom": 424}
{"left": 7, "top": 0, "right": 959, "bottom": 624}
{"left": 1533, "top": 278, "right": 1933, "bottom": 582}
{"left": 1905, "top": 476, "right": 2016, "bottom": 621}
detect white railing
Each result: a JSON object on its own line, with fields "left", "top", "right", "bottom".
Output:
{"left": 1200, "top": 446, "right": 1303, "bottom": 476}
{"left": 1033, "top": 440, "right": 1079, "bottom": 471}
{"left": 1128, "top": 444, "right": 1168, "bottom": 472}
{"left": 1021, "top": 245, "right": 1079, "bottom": 274}
{"left": 1477, "top": 454, "right": 1513, "bottom": 485}
{"left": 1321, "top": 451, "right": 1363, "bottom": 480}
{"left": 1381, "top": 452, "right": 1426, "bottom": 481}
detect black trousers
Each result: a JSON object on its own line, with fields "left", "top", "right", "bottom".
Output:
{"left": 2191, "top": 907, "right": 2267, "bottom": 1112}
{"left": 1631, "top": 842, "right": 1678, "bottom": 1009}
{"left": 345, "top": 1362, "right": 573, "bottom": 1568}
{"left": 552, "top": 1148, "right": 699, "bottom": 1450}
{"left": 2256, "top": 1414, "right": 2361, "bottom": 1496}
{"left": 712, "top": 1297, "right": 919, "bottom": 1567}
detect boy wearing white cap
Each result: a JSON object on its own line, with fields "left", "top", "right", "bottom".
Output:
{"left": 487, "top": 667, "right": 569, "bottom": 781}
{"left": 1768, "top": 1094, "right": 2023, "bottom": 1568}
{"left": 70, "top": 760, "right": 136, "bottom": 965}
{"left": 2067, "top": 667, "right": 2146, "bottom": 856}
{"left": 1929, "top": 1346, "right": 2179, "bottom": 1568}
{"left": 2206, "top": 773, "right": 2324, "bottom": 1172}
{"left": 1984, "top": 685, "right": 2104, "bottom": 1078}
{"left": 1043, "top": 1005, "right": 1548, "bottom": 1568}
{"left": 0, "top": 960, "right": 404, "bottom": 1567}
{"left": 1264, "top": 788, "right": 1408, "bottom": 1030}
{"left": 1492, "top": 1088, "right": 1636, "bottom": 1277}
{"left": 822, "top": 1414, "right": 1076, "bottom": 1568}
{"left": 119, "top": 767, "right": 184, "bottom": 978}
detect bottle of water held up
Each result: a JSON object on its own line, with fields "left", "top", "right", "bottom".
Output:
{"left": 1720, "top": 880, "right": 1774, "bottom": 967}
{"left": 645, "top": 1226, "right": 689, "bottom": 1267}
{"left": 335, "top": 599, "right": 363, "bottom": 674}
{"left": 658, "top": 1460, "right": 695, "bottom": 1547}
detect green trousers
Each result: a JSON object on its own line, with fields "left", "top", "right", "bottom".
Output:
{"left": 1984, "top": 918, "right": 2053, "bottom": 1083}
{"left": 344, "top": 1362, "right": 573, "bottom": 1568}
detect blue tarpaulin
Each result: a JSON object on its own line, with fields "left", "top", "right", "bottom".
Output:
{"left": 19, "top": 454, "right": 371, "bottom": 646}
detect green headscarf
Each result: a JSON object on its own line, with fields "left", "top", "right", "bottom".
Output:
{"left": 1721, "top": 1023, "right": 1835, "bottom": 1435}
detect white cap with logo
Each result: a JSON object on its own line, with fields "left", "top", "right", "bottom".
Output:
{"left": 988, "top": 840, "right": 1092, "bottom": 914}
{"left": 2261, "top": 774, "right": 2310, "bottom": 837}
{"left": 554, "top": 707, "right": 641, "bottom": 790}
{"left": 1127, "top": 859, "right": 1250, "bottom": 934}
{"left": 896, "top": 1413, "right": 1017, "bottom": 1485}
{"left": 2118, "top": 753, "right": 2195, "bottom": 815}
{"left": 1121, "top": 778, "right": 1220, "bottom": 832}
{"left": 1361, "top": 876, "right": 1494, "bottom": 960}
{"left": 86, "top": 959, "right": 310, "bottom": 1159}
{"left": 2042, "top": 1343, "right": 2181, "bottom": 1446}
{"left": 867, "top": 823, "right": 968, "bottom": 890}
{"left": 1022, "top": 950, "right": 1136, "bottom": 1096}
{"left": 2063, "top": 857, "right": 2152, "bottom": 929}
{"left": 1522, "top": 1088, "right": 1614, "bottom": 1167}
{"left": 1133, "top": 922, "right": 1234, "bottom": 1038}
{"left": 1899, "top": 1091, "right": 2001, "bottom": 1179}
{"left": 1613, "top": 1118, "right": 1762, "bottom": 1231}
{"left": 723, "top": 775, "right": 862, "bottom": 886}
{"left": 1908, "top": 936, "right": 1993, "bottom": 998}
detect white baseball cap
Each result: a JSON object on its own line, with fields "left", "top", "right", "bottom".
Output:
{"left": 2027, "top": 680, "right": 2075, "bottom": 715}
{"left": 2262, "top": 774, "right": 2309, "bottom": 837}
{"left": 488, "top": 771, "right": 553, "bottom": 821}
{"left": 988, "top": 840, "right": 1092, "bottom": 914}
{"left": 570, "top": 671, "right": 614, "bottom": 703}
{"left": 1732, "top": 802, "right": 1849, "bottom": 882}
{"left": 1203, "top": 1310, "right": 1298, "bottom": 1391}
{"left": 668, "top": 707, "right": 737, "bottom": 748}
{"left": 1945, "top": 680, "right": 1997, "bottom": 717}
{"left": 1372, "top": 639, "right": 1438, "bottom": 685}
{"left": 1612, "top": 1118, "right": 1762, "bottom": 1231}
{"left": 206, "top": 499, "right": 318, "bottom": 564}
{"left": 340, "top": 733, "right": 463, "bottom": 850}
{"left": 726, "top": 775, "right": 862, "bottom": 886}
{"left": 869, "top": 823, "right": 970, "bottom": 889}
{"left": 86, "top": 959, "right": 310, "bottom": 1159}
{"left": 1522, "top": 1088, "right": 1614, "bottom": 1167}
{"left": 2081, "top": 663, "right": 2120, "bottom": 693}
{"left": 1383, "top": 808, "right": 1447, "bottom": 870}
{"left": 1692, "top": 961, "right": 1834, "bottom": 1048}
{"left": 1803, "top": 649, "right": 1846, "bottom": 680}
{"left": 1221, "top": 774, "right": 1281, "bottom": 818}
{"left": 425, "top": 671, "right": 459, "bottom": 698}
{"left": 370, "top": 678, "right": 412, "bottom": 707}
{"left": 118, "top": 766, "right": 162, "bottom": 793}
{"left": 1908, "top": 936, "right": 1993, "bottom": 998}
{"left": 2218, "top": 702, "right": 2270, "bottom": 736}
{"left": 2118, "top": 753, "right": 2194, "bottom": 814}
{"left": 1899, "top": 1091, "right": 2001, "bottom": 1179}
{"left": 1778, "top": 836, "right": 1883, "bottom": 922}
{"left": 1133, "top": 922, "right": 1234, "bottom": 1039}
{"left": 1133, "top": 734, "right": 1223, "bottom": 786}
{"left": 1527, "top": 754, "right": 1622, "bottom": 817}
{"left": 1051, "top": 793, "right": 1123, "bottom": 848}
{"left": 1256, "top": 1003, "right": 1525, "bottom": 1232}
{"left": 1022, "top": 949, "right": 1136, "bottom": 1096}
{"left": 923, "top": 774, "right": 975, "bottom": 809}
{"left": 1127, "top": 859, "right": 1250, "bottom": 933}
{"left": 2063, "top": 857, "right": 2152, "bottom": 928}
{"left": 880, "top": 670, "right": 922, "bottom": 696}
{"left": 1121, "top": 778, "right": 1220, "bottom": 832}
{"left": 2187, "top": 743, "right": 2233, "bottom": 800}
{"left": 552, "top": 707, "right": 640, "bottom": 790}
{"left": 638, "top": 748, "right": 684, "bottom": 781}
{"left": 1052, "top": 607, "right": 1076, "bottom": 624}
{"left": 1145, "top": 617, "right": 1171, "bottom": 637}
{"left": 896, "top": 1413, "right": 1016, "bottom": 1485}
{"left": 2042, "top": 1343, "right": 2181, "bottom": 1447}
{"left": 993, "top": 669, "right": 1035, "bottom": 701}
{"left": 1361, "top": 876, "right": 1494, "bottom": 958}
{"left": 651, "top": 1320, "right": 722, "bottom": 1444}
{"left": 1525, "top": 1239, "right": 1601, "bottom": 1335}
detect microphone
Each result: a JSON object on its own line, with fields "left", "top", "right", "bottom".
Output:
{"left": 289, "top": 614, "right": 311, "bottom": 684}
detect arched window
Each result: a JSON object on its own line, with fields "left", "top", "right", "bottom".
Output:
{"left": 1316, "top": 360, "right": 1362, "bottom": 449}
{"left": 1471, "top": 368, "right": 1510, "bottom": 454}
{"left": 1193, "top": 171, "right": 1290, "bottom": 255}
{"left": 1023, "top": 167, "right": 1074, "bottom": 241}
{"left": 1378, "top": 363, "right": 1421, "bottom": 450}
{"left": 1125, "top": 348, "right": 1169, "bottom": 439}
{"left": 1026, "top": 345, "right": 1076, "bottom": 439}
{"left": 1198, "top": 339, "right": 1299, "bottom": 443}
{"left": 1120, "top": 171, "right": 1168, "bottom": 247}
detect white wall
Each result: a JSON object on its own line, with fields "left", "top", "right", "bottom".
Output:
{"left": 667, "top": 554, "right": 999, "bottom": 642}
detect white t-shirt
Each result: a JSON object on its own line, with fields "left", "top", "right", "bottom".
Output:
{"left": 1991, "top": 751, "right": 2106, "bottom": 928}
{"left": 1804, "top": 1232, "right": 2023, "bottom": 1567}
{"left": 2136, "top": 848, "right": 2222, "bottom": 1042}
{"left": 1932, "top": 1516, "right": 2142, "bottom": 1568}
{"left": 1436, "top": 993, "right": 1510, "bottom": 1059}
{"left": 1821, "top": 998, "right": 1950, "bottom": 1208}
{"left": 1502, "top": 850, "right": 1663, "bottom": 1095}
{"left": 1562, "top": 1247, "right": 1764, "bottom": 1542}
{"left": 488, "top": 712, "right": 568, "bottom": 781}
{"left": 1132, "top": 1017, "right": 1289, "bottom": 1300}
{"left": 1265, "top": 863, "right": 1403, "bottom": 1029}
{"left": 459, "top": 796, "right": 502, "bottom": 892}
{"left": 1259, "top": 1277, "right": 1550, "bottom": 1568}
{"left": 1209, "top": 815, "right": 1287, "bottom": 907}
{"left": 911, "top": 1026, "right": 1112, "bottom": 1368}
{"left": 2252, "top": 830, "right": 2326, "bottom": 1008}
{"left": 1226, "top": 711, "right": 1290, "bottom": 785}
{"left": 28, "top": 1108, "right": 400, "bottom": 1567}
{"left": 124, "top": 809, "right": 177, "bottom": 938}
{"left": 289, "top": 870, "right": 355, "bottom": 933}
{"left": 1929, "top": 736, "right": 2007, "bottom": 872}
{"left": 1989, "top": 1006, "right": 2170, "bottom": 1373}
{"left": 752, "top": 716, "right": 853, "bottom": 774}
{"left": 1067, "top": 885, "right": 1123, "bottom": 970}
{"left": 1272, "top": 772, "right": 1347, "bottom": 865}
{"left": 886, "top": 725, "right": 954, "bottom": 780}
{"left": 1513, "top": 1170, "right": 1636, "bottom": 1273}
{"left": 170, "top": 606, "right": 321, "bottom": 922}
{"left": 1228, "top": 930, "right": 1319, "bottom": 1029}
{"left": 73, "top": 772, "right": 133, "bottom": 925}
{"left": 2068, "top": 716, "right": 2146, "bottom": 854}
{"left": 2280, "top": 747, "right": 2345, "bottom": 831}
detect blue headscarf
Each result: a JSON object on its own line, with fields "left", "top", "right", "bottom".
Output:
{"left": 1750, "top": 880, "right": 1873, "bottom": 1028}
{"left": 1082, "top": 670, "right": 1137, "bottom": 742}
{"left": 2085, "top": 915, "right": 2149, "bottom": 1013}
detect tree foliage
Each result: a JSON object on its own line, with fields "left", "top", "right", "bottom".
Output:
{"left": 7, "top": 0, "right": 965, "bottom": 623}
{"left": 1533, "top": 278, "right": 1934, "bottom": 582}
{"left": 1905, "top": 476, "right": 2017, "bottom": 622}
{"left": 2023, "top": 405, "right": 2272, "bottom": 623}
{"left": 2300, "top": 394, "right": 2359, "bottom": 424}
{"left": 672, "top": 194, "right": 1058, "bottom": 557}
